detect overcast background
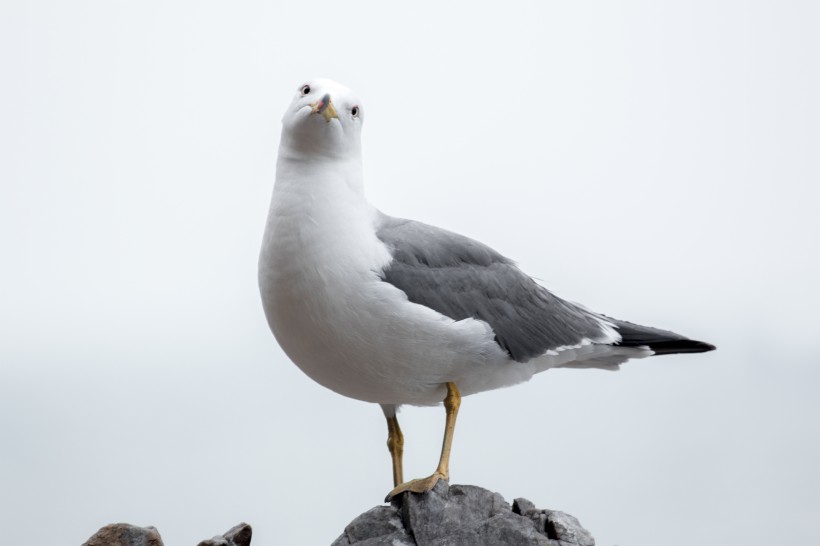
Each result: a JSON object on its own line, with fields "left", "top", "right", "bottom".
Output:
{"left": 2, "top": 1, "right": 819, "bottom": 545}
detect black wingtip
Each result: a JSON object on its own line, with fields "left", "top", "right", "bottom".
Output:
{"left": 611, "top": 318, "right": 716, "bottom": 356}
{"left": 698, "top": 341, "right": 717, "bottom": 352}
{"left": 647, "top": 339, "right": 716, "bottom": 356}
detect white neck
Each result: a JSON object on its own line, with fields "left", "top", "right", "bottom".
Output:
{"left": 278, "top": 127, "right": 363, "bottom": 169}
{"left": 273, "top": 152, "right": 366, "bottom": 200}
{"left": 261, "top": 138, "right": 376, "bottom": 264}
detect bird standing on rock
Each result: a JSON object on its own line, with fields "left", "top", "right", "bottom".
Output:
{"left": 258, "top": 78, "right": 715, "bottom": 500}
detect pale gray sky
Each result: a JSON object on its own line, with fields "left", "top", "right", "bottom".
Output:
{"left": 1, "top": 1, "right": 818, "bottom": 545}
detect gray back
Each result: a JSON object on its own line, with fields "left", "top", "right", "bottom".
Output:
{"left": 375, "top": 214, "right": 609, "bottom": 363}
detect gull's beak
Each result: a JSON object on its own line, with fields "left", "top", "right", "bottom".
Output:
{"left": 310, "top": 93, "right": 338, "bottom": 123}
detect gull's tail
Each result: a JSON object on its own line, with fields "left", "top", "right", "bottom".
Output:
{"left": 611, "top": 319, "right": 716, "bottom": 355}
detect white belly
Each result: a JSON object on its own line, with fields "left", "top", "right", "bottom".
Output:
{"left": 258, "top": 198, "right": 534, "bottom": 406}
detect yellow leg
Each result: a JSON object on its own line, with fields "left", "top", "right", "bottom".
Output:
{"left": 386, "top": 382, "right": 461, "bottom": 500}
{"left": 386, "top": 414, "right": 404, "bottom": 487}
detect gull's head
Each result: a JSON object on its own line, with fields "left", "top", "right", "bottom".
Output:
{"left": 280, "top": 78, "right": 363, "bottom": 159}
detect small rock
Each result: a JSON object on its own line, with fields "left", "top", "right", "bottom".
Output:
{"left": 82, "top": 523, "right": 163, "bottom": 546}
{"left": 196, "top": 523, "right": 252, "bottom": 546}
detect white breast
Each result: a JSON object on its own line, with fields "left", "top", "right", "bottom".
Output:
{"left": 258, "top": 160, "right": 534, "bottom": 406}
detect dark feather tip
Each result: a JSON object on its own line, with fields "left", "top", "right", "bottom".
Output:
{"left": 647, "top": 339, "right": 716, "bottom": 355}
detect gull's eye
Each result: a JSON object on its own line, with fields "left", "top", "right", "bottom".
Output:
{"left": 351, "top": 106, "right": 359, "bottom": 118}
{"left": 300, "top": 85, "right": 311, "bottom": 96}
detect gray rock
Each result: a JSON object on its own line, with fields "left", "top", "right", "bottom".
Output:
{"left": 332, "top": 481, "right": 594, "bottom": 546}
{"left": 332, "top": 505, "right": 415, "bottom": 545}
{"left": 81, "top": 486, "right": 591, "bottom": 546}
{"left": 196, "top": 523, "right": 252, "bottom": 546}
{"left": 81, "top": 522, "right": 252, "bottom": 546}
{"left": 81, "top": 523, "right": 164, "bottom": 546}
{"left": 513, "top": 498, "right": 595, "bottom": 546}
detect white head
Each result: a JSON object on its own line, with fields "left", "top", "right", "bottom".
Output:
{"left": 279, "top": 78, "right": 364, "bottom": 160}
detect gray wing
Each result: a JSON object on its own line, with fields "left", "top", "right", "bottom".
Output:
{"left": 374, "top": 214, "right": 613, "bottom": 363}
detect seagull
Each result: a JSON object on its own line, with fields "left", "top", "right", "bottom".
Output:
{"left": 258, "top": 78, "right": 715, "bottom": 500}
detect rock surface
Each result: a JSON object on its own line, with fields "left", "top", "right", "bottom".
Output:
{"left": 332, "top": 481, "right": 595, "bottom": 546}
{"left": 81, "top": 485, "right": 592, "bottom": 545}
{"left": 81, "top": 524, "right": 164, "bottom": 546}
{"left": 81, "top": 523, "right": 251, "bottom": 546}
{"left": 196, "top": 523, "right": 252, "bottom": 546}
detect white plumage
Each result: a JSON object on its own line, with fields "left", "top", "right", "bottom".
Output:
{"left": 258, "top": 79, "right": 714, "bottom": 497}
{"left": 258, "top": 79, "right": 657, "bottom": 408}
